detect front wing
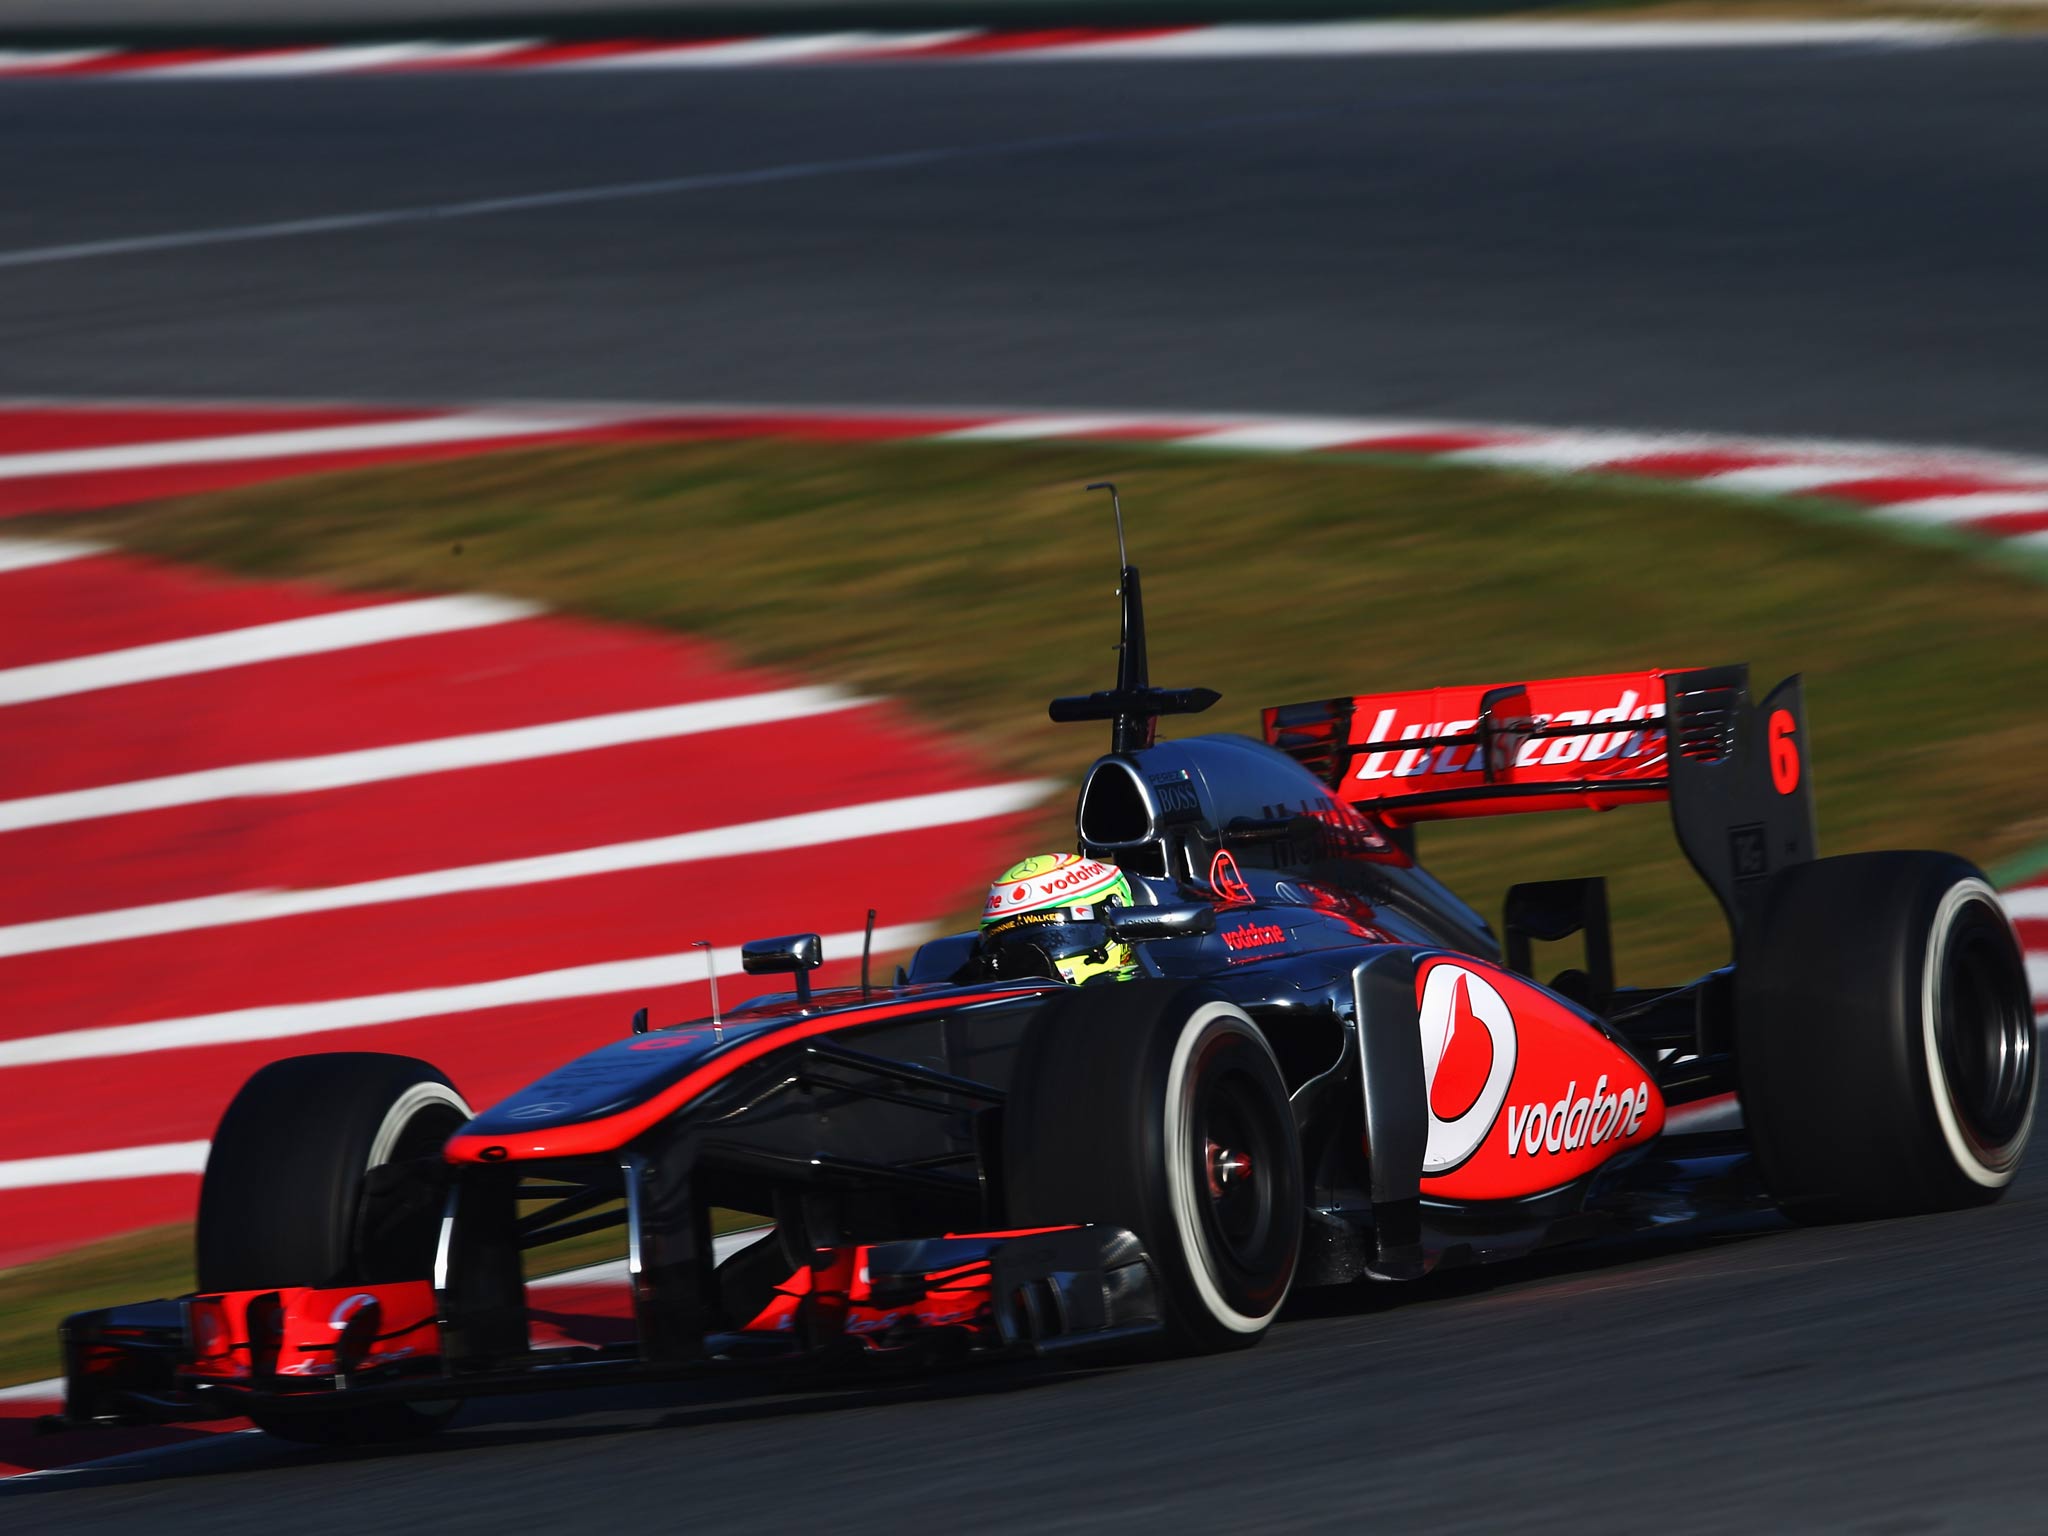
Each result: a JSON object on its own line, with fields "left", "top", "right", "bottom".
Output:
{"left": 55, "top": 1225, "right": 1161, "bottom": 1429}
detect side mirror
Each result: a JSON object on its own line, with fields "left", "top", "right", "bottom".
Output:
{"left": 742, "top": 932, "right": 824, "bottom": 1003}
{"left": 1104, "top": 902, "right": 1216, "bottom": 942}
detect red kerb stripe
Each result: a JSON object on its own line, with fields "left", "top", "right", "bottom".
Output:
{"left": 1969, "top": 510, "right": 2048, "bottom": 537}
{"left": 1796, "top": 474, "right": 2024, "bottom": 506}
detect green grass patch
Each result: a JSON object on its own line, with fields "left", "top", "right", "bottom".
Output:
{"left": 11, "top": 433, "right": 2045, "bottom": 1382}
{"left": 55, "top": 433, "right": 2048, "bottom": 973}
{"left": 56, "top": 437, "right": 2048, "bottom": 961}
{"left": 0, "top": 1226, "right": 191, "bottom": 1391}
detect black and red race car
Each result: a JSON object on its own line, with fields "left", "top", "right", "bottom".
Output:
{"left": 56, "top": 510, "right": 2038, "bottom": 1444}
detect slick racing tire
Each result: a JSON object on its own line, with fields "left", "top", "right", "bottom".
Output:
{"left": 197, "top": 1052, "right": 472, "bottom": 1444}
{"left": 1005, "top": 981, "right": 1302, "bottom": 1352}
{"left": 1736, "top": 852, "right": 2037, "bottom": 1222}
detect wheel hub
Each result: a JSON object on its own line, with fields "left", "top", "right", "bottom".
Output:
{"left": 1206, "top": 1139, "right": 1252, "bottom": 1200}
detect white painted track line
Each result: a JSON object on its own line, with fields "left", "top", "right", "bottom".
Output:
{"left": 6, "top": 1430, "right": 267, "bottom": 1480}
{"left": 0, "top": 411, "right": 596, "bottom": 478}
{"left": 0, "top": 921, "right": 936, "bottom": 1068}
{"left": 0, "top": 685, "right": 867, "bottom": 833}
{"left": 0, "top": 779, "right": 1053, "bottom": 958}
{"left": 0, "top": 593, "right": 541, "bottom": 707}
{"left": 0, "top": 537, "right": 103, "bottom": 574}
{"left": 0, "top": 133, "right": 1104, "bottom": 271}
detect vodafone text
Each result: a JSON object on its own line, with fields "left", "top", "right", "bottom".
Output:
{"left": 1356, "top": 689, "right": 1664, "bottom": 781}
{"left": 1223, "top": 923, "right": 1286, "bottom": 952}
{"left": 1504, "top": 1075, "right": 1649, "bottom": 1159}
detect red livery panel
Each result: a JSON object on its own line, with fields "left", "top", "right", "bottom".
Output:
{"left": 1414, "top": 957, "right": 1664, "bottom": 1202}
{"left": 1266, "top": 669, "right": 1680, "bottom": 824}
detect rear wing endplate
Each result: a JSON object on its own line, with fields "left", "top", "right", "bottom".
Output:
{"left": 1264, "top": 665, "right": 1816, "bottom": 937}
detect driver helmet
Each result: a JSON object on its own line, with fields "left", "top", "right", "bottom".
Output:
{"left": 981, "top": 853, "right": 1138, "bottom": 985}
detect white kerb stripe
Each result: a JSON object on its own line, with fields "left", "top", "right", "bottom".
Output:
{"left": 0, "top": 593, "right": 540, "bottom": 708}
{"left": 0, "top": 411, "right": 597, "bottom": 481}
{"left": 1446, "top": 431, "right": 1703, "bottom": 472}
{"left": 937, "top": 414, "right": 1162, "bottom": 442}
{"left": 0, "top": 922, "right": 936, "bottom": 1068}
{"left": 0, "top": 537, "right": 103, "bottom": 574}
{"left": 0, "top": 779, "right": 1053, "bottom": 958}
{"left": 573, "top": 33, "right": 907, "bottom": 67}
{"left": 0, "top": 1140, "right": 209, "bottom": 1192}
{"left": 2031, "top": 954, "right": 2048, "bottom": 1002}
{"left": 1189, "top": 421, "right": 1399, "bottom": 452}
{"left": 1699, "top": 462, "right": 1899, "bottom": 495}
{"left": 0, "top": 49, "right": 112, "bottom": 71}
{"left": 1873, "top": 493, "right": 2048, "bottom": 527}
{"left": 2004, "top": 887, "right": 2048, "bottom": 921}
{"left": 0, "top": 685, "right": 866, "bottom": 833}
{"left": 0, "top": 1376, "right": 65, "bottom": 1402}
{"left": 134, "top": 44, "right": 494, "bottom": 78}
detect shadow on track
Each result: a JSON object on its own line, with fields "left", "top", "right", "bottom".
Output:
{"left": 4, "top": 1204, "right": 1797, "bottom": 1498}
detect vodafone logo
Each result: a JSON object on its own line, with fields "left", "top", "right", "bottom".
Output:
{"left": 1505, "top": 1075, "right": 1648, "bottom": 1159}
{"left": 1416, "top": 964, "right": 1518, "bottom": 1175}
{"left": 1223, "top": 922, "right": 1285, "bottom": 952}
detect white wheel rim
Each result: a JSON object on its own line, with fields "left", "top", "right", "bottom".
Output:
{"left": 1921, "top": 878, "right": 2034, "bottom": 1189}
{"left": 367, "top": 1080, "right": 472, "bottom": 1170}
{"left": 1163, "top": 1001, "right": 1293, "bottom": 1335}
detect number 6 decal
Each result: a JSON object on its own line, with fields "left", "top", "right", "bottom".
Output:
{"left": 1768, "top": 708, "right": 1800, "bottom": 795}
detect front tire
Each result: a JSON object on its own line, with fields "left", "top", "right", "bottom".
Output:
{"left": 196, "top": 1052, "right": 472, "bottom": 1444}
{"left": 1005, "top": 982, "right": 1303, "bottom": 1352}
{"left": 1736, "top": 852, "right": 2036, "bottom": 1221}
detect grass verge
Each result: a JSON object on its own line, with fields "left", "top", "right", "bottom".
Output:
{"left": 8, "top": 433, "right": 2045, "bottom": 1384}
{"left": 0, "top": 1227, "right": 191, "bottom": 1392}
{"left": 54, "top": 433, "right": 2048, "bottom": 960}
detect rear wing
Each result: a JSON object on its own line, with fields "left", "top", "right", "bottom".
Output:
{"left": 1263, "top": 665, "right": 1816, "bottom": 936}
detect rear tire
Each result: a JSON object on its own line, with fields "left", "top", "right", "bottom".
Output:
{"left": 1736, "top": 852, "right": 2036, "bottom": 1221}
{"left": 1005, "top": 981, "right": 1302, "bottom": 1352}
{"left": 196, "top": 1053, "right": 472, "bottom": 1444}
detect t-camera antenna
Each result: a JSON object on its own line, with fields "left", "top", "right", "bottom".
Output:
{"left": 1088, "top": 481, "right": 1129, "bottom": 574}
{"left": 692, "top": 939, "right": 723, "bottom": 1042}
{"left": 1048, "top": 484, "right": 1220, "bottom": 754}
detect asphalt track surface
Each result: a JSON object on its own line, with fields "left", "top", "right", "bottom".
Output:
{"left": 9, "top": 1181, "right": 2048, "bottom": 1532}
{"left": 8, "top": 34, "right": 2048, "bottom": 1534}
{"left": 3, "top": 35, "right": 2048, "bottom": 453}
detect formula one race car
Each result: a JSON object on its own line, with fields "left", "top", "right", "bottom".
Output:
{"left": 57, "top": 494, "right": 2038, "bottom": 1444}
